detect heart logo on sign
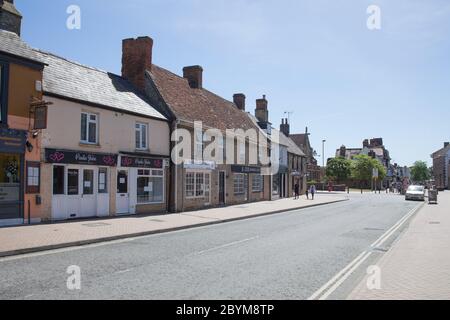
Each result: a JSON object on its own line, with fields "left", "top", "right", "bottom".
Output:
{"left": 103, "top": 156, "right": 116, "bottom": 166}
{"left": 49, "top": 152, "right": 65, "bottom": 162}
{"left": 122, "top": 157, "right": 133, "bottom": 167}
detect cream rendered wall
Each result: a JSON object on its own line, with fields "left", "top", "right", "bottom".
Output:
{"left": 41, "top": 96, "right": 170, "bottom": 155}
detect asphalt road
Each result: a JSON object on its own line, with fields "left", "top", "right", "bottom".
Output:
{"left": 0, "top": 193, "right": 419, "bottom": 300}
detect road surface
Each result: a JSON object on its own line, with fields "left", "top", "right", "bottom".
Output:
{"left": 0, "top": 193, "right": 419, "bottom": 300}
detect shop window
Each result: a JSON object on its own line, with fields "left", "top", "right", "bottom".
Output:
{"left": 0, "top": 154, "right": 20, "bottom": 203}
{"left": 26, "top": 162, "right": 40, "bottom": 194}
{"left": 186, "top": 172, "right": 195, "bottom": 197}
{"left": 252, "top": 174, "right": 262, "bottom": 192}
{"left": 83, "top": 169, "right": 94, "bottom": 195}
{"left": 67, "top": 169, "right": 79, "bottom": 195}
{"left": 81, "top": 112, "right": 98, "bottom": 144}
{"left": 234, "top": 173, "right": 247, "bottom": 195}
{"left": 135, "top": 122, "right": 148, "bottom": 150}
{"left": 98, "top": 168, "right": 108, "bottom": 193}
{"left": 185, "top": 171, "right": 210, "bottom": 199}
{"left": 53, "top": 166, "right": 65, "bottom": 195}
{"left": 137, "top": 169, "right": 164, "bottom": 204}
{"left": 272, "top": 175, "right": 280, "bottom": 195}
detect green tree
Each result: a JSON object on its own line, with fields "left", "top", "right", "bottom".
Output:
{"left": 351, "top": 155, "right": 386, "bottom": 191}
{"left": 411, "top": 161, "right": 430, "bottom": 183}
{"left": 326, "top": 157, "right": 352, "bottom": 184}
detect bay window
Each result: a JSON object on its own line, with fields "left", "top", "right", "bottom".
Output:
{"left": 137, "top": 169, "right": 164, "bottom": 204}
{"left": 185, "top": 171, "right": 210, "bottom": 200}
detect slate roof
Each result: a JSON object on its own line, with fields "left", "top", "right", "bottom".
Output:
{"left": 290, "top": 133, "right": 307, "bottom": 148}
{"left": 148, "top": 65, "right": 259, "bottom": 131}
{"left": 33, "top": 50, "right": 166, "bottom": 120}
{"left": 0, "top": 29, "right": 44, "bottom": 64}
{"left": 274, "top": 129, "right": 306, "bottom": 157}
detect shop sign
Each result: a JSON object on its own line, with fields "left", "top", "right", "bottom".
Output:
{"left": 45, "top": 149, "right": 118, "bottom": 166}
{"left": 120, "top": 156, "right": 163, "bottom": 169}
{"left": 0, "top": 128, "right": 27, "bottom": 154}
{"left": 231, "top": 165, "right": 261, "bottom": 174}
{"left": 183, "top": 160, "right": 216, "bottom": 170}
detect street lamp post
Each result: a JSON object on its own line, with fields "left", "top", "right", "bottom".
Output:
{"left": 322, "top": 139, "right": 326, "bottom": 191}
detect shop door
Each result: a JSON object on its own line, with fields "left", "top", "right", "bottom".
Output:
{"left": 66, "top": 167, "right": 81, "bottom": 218}
{"left": 116, "top": 170, "right": 129, "bottom": 214}
{"left": 80, "top": 168, "right": 97, "bottom": 218}
{"left": 219, "top": 171, "right": 225, "bottom": 205}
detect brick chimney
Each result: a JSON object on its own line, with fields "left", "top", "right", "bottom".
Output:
{"left": 280, "top": 118, "right": 290, "bottom": 136}
{"left": 122, "top": 36, "right": 153, "bottom": 92}
{"left": 233, "top": 93, "right": 246, "bottom": 111}
{"left": 255, "top": 95, "right": 268, "bottom": 124}
{"left": 339, "top": 145, "right": 347, "bottom": 158}
{"left": 183, "top": 65, "right": 203, "bottom": 89}
{"left": 0, "top": 0, "right": 22, "bottom": 36}
{"left": 445, "top": 142, "right": 449, "bottom": 148}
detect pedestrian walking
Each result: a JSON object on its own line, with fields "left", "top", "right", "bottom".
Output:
{"left": 310, "top": 185, "right": 316, "bottom": 200}
{"left": 305, "top": 187, "right": 309, "bottom": 200}
{"left": 294, "top": 183, "right": 300, "bottom": 200}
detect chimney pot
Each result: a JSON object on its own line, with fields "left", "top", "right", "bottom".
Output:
{"left": 445, "top": 142, "right": 449, "bottom": 148}
{"left": 183, "top": 65, "right": 203, "bottom": 89}
{"left": 255, "top": 95, "right": 269, "bottom": 124}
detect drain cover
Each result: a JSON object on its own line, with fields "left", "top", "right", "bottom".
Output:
{"left": 82, "top": 222, "right": 111, "bottom": 227}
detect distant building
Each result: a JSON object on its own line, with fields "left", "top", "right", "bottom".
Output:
{"left": 431, "top": 142, "right": 450, "bottom": 190}
{"left": 290, "top": 128, "right": 321, "bottom": 182}
{"left": 336, "top": 138, "right": 391, "bottom": 168}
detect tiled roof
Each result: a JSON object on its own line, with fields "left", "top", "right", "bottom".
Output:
{"left": 0, "top": 30, "right": 44, "bottom": 64}
{"left": 278, "top": 131, "right": 306, "bottom": 157}
{"left": 290, "top": 134, "right": 307, "bottom": 148}
{"left": 148, "top": 65, "right": 259, "bottom": 131}
{"left": 33, "top": 50, "right": 166, "bottom": 120}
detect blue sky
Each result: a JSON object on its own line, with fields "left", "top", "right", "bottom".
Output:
{"left": 17, "top": 0, "right": 450, "bottom": 166}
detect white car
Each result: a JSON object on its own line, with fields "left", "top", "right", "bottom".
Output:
{"left": 405, "top": 185, "right": 425, "bottom": 201}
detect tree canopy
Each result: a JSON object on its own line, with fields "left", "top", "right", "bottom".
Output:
{"left": 350, "top": 154, "right": 386, "bottom": 183}
{"left": 411, "top": 161, "right": 430, "bottom": 183}
{"left": 326, "top": 157, "right": 352, "bottom": 183}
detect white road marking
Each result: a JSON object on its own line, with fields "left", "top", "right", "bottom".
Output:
{"left": 308, "top": 202, "right": 423, "bottom": 300}
{"left": 115, "top": 268, "right": 133, "bottom": 274}
{"left": 196, "top": 237, "right": 259, "bottom": 255}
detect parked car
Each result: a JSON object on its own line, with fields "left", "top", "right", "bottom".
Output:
{"left": 405, "top": 185, "right": 425, "bottom": 201}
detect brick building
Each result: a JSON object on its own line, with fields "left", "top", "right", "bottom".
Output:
{"left": 431, "top": 142, "right": 450, "bottom": 190}
{"left": 290, "top": 128, "right": 321, "bottom": 182}
{"left": 120, "top": 37, "right": 272, "bottom": 212}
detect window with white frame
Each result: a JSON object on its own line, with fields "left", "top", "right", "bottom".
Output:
{"left": 252, "top": 174, "right": 263, "bottom": 192}
{"left": 81, "top": 112, "right": 98, "bottom": 144}
{"left": 238, "top": 139, "right": 246, "bottom": 164}
{"left": 185, "top": 171, "right": 210, "bottom": 199}
{"left": 137, "top": 169, "right": 164, "bottom": 204}
{"left": 135, "top": 122, "right": 148, "bottom": 150}
{"left": 234, "top": 173, "right": 247, "bottom": 195}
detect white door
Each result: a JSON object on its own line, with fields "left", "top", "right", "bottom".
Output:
{"left": 80, "top": 168, "right": 97, "bottom": 218}
{"left": 66, "top": 167, "right": 81, "bottom": 219}
{"left": 116, "top": 169, "right": 129, "bottom": 214}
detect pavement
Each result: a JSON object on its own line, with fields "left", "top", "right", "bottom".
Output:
{"left": 348, "top": 190, "right": 450, "bottom": 300}
{"left": 0, "top": 193, "right": 347, "bottom": 258}
{"left": 0, "top": 193, "right": 416, "bottom": 300}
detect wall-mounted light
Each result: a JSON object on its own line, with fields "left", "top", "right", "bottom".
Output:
{"left": 32, "top": 130, "right": 40, "bottom": 139}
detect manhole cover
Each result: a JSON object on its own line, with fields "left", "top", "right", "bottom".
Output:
{"left": 150, "top": 219, "right": 165, "bottom": 223}
{"left": 82, "top": 222, "right": 111, "bottom": 227}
